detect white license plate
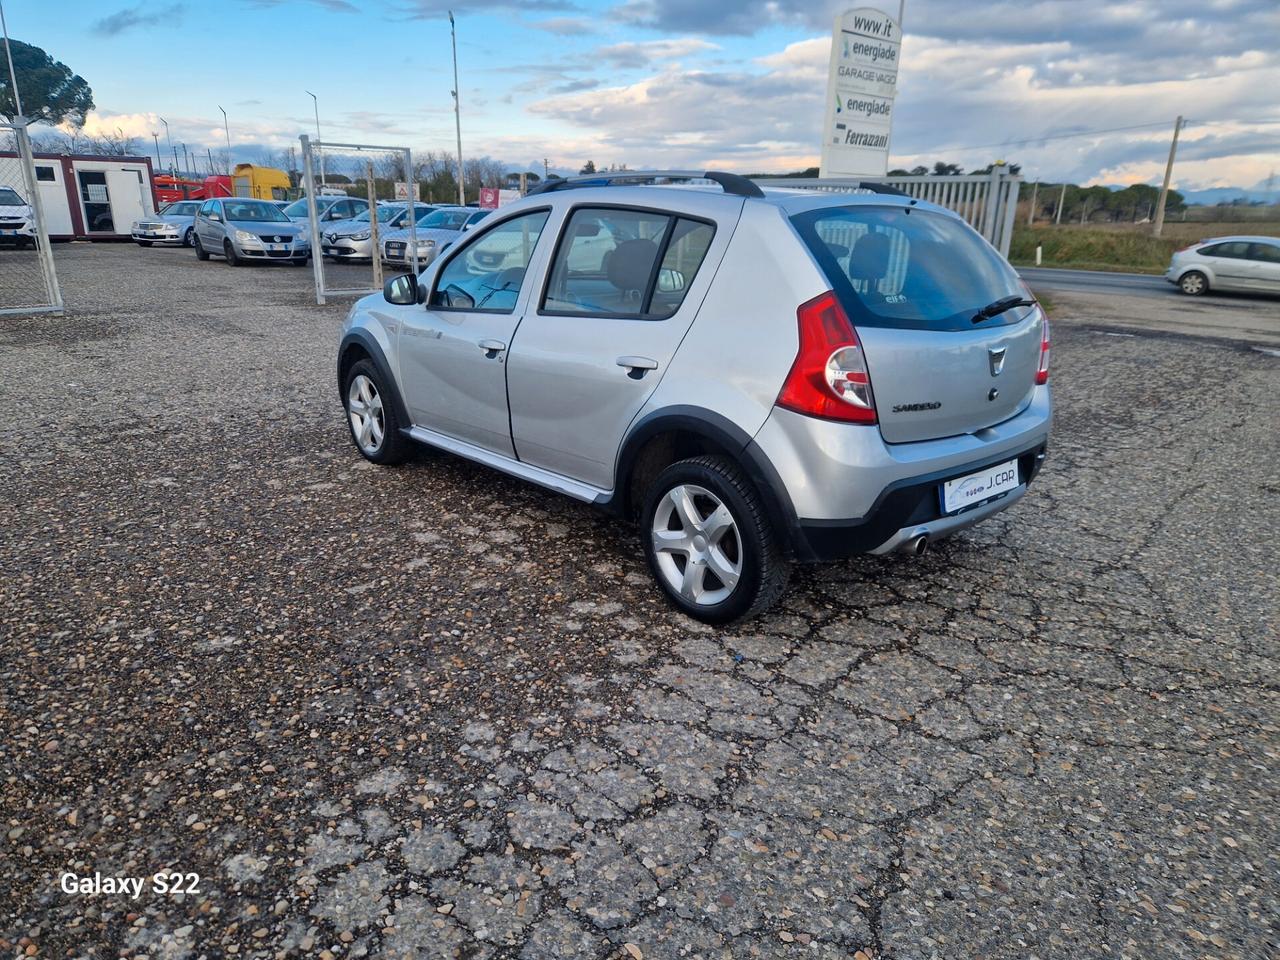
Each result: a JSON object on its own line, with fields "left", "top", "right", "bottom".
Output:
{"left": 267, "top": 243, "right": 284, "bottom": 251}
{"left": 941, "top": 458, "right": 1019, "bottom": 514}
{"left": 0, "top": 229, "right": 14, "bottom": 236}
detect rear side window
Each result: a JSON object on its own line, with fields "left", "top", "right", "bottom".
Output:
{"left": 790, "top": 205, "right": 1027, "bottom": 332}
{"left": 542, "top": 207, "right": 714, "bottom": 319}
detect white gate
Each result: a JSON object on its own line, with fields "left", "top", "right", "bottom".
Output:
{"left": 0, "top": 120, "right": 63, "bottom": 315}
{"left": 300, "top": 134, "right": 418, "bottom": 305}
{"left": 753, "top": 167, "right": 1023, "bottom": 257}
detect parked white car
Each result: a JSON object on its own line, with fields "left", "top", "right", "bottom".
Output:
{"left": 0, "top": 185, "right": 36, "bottom": 247}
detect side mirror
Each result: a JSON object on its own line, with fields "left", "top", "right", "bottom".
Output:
{"left": 657, "top": 268, "right": 686, "bottom": 293}
{"left": 209, "top": 213, "right": 222, "bottom": 223}
{"left": 383, "top": 273, "right": 418, "bottom": 305}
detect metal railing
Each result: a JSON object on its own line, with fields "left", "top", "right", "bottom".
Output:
{"left": 0, "top": 120, "right": 64, "bottom": 315}
{"left": 752, "top": 167, "right": 1023, "bottom": 257}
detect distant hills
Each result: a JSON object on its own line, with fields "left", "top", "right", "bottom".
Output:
{"left": 1099, "top": 183, "right": 1278, "bottom": 206}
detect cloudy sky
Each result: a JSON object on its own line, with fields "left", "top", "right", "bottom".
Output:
{"left": 11, "top": 0, "right": 1280, "bottom": 190}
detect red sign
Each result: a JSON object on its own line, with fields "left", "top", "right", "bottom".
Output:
{"left": 479, "top": 187, "right": 499, "bottom": 209}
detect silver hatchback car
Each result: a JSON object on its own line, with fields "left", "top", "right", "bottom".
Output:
{"left": 193, "top": 197, "right": 311, "bottom": 266}
{"left": 337, "top": 171, "right": 1051, "bottom": 622}
{"left": 1165, "top": 235, "right": 1280, "bottom": 295}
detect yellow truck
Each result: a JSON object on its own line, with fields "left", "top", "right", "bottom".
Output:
{"left": 231, "top": 164, "right": 291, "bottom": 200}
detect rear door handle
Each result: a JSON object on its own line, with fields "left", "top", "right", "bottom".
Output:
{"left": 478, "top": 339, "right": 507, "bottom": 358}
{"left": 616, "top": 356, "right": 659, "bottom": 379}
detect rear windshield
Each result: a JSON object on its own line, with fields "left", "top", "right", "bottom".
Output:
{"left": 790, "top": 205, "right": 1029, "bottom": 331}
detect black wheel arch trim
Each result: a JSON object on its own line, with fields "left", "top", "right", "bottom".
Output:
{"left": 337, "top": 329, "right": 411, "bottom": 428}
{"left": 613, "top": 406, "right": 802, "bottom": 557}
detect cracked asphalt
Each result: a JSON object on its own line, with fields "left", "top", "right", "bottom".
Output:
{"left": 2, "top": 244, "right": 1277, "bottom": 959}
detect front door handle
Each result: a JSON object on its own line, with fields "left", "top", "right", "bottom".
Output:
{"left": 617, "top": 356, "right": 658, "bottom": 379}
{"left": 478, "top": 338, "right": 506, "bottom": 358}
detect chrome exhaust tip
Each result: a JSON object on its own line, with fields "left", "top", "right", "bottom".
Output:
{"left": 903, "top": 534, "right": 929, "bottom": 556}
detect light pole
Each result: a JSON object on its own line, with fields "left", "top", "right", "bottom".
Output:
{"left": 449, "top": 11, "right": 465, "bottom": 206}
{"left": 152, "top": 132, "right": 162, "bottom": 169}
{"left": 218, "top": 105, "right": 232, "bottom": 175}
{"left": 305, "top": 90, "right": 326, "bottom": 188}
{"left": 159, "top": 116, "right": 176, "bottom": 175}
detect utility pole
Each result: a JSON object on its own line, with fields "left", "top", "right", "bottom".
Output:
{"left": 218, "top": 105, "right": 232, "bottom": 175}
{"left": 449, "top": 11, "right": 465, "bottom": 206}
{"left": 306, "top": 90, "right": 326, "bottom": 187}
{"left": 1, "top": 0, "right": 23, "bottom": 118}
{"left": 207, "top": 148, "right": 215, "bottom": 179}
{"left": 1152, "top": 115, "right": 1183, "bottom": 238}
{"left": 1055, "top": 182, "right": 1066, "bottom": 225}
{"left": 543, "top": 158, "right": 549, "bottom": 180}
{"left": 1027, "top": 180, "right": 1039, "bottom": 226}
{"left": 181, "top": 143, "right": 188, "bottom": 177}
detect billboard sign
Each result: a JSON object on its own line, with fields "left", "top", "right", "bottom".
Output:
{"left": 819, "top": 7, "right": 902, "bottom": 178}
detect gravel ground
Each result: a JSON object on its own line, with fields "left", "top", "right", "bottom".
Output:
{"left": 2, "top": 243, "right": 1277, "bottom": 959}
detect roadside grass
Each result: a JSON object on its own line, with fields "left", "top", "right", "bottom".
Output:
{"left": 1009, "top": 226, "right": 1177, "bottom": 274}
{"left": 1009, "top": 220, "right": 1280, "bottom": 274}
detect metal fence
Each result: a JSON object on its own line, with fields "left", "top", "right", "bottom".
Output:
{"left": 0, "top": 121, "right": 63, "bottom": 315}
{"left": 752, "top": 167, "right": 1023, "bottom": 257}
{"left": 300, "top": 135, "right": 417, "bottom": 305}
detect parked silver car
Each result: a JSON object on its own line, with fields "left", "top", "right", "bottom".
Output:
{"left": 321, "top": 203, "right": 432, "bottom": 262}
{"left": 337, "top": 171, "right": 1051, "bottom": 622}
{"left": 282, "top": 194, "right": 369, "bottom": 225}
{"left": 192, "top": 197, "right": 310, "bottom": 266}
{"left": 381, "top": 206, "right": 487, "bottom": 268}
{"left": 131, "top": 200, "right": 202, "bottom": 247}
{"left": 0, "top": 185, "right": 35, "bottom": 247}
{"left": 1166, "top": 235, "right": 1280, "bottom": 295}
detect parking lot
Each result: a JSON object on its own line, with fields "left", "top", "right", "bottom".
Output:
{"left": 2, "top": 242, "right": 1277, "bottom": 958}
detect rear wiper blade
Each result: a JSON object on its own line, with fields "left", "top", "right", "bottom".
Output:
{"left": 971, "top": 295, "right": 1035, "bottom": 324}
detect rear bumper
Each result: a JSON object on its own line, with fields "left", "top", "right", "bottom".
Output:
{"left": 793, "top": 443, "right": 1046, "bottom": 560}
{"left": 750, "top": 386, "right": 1051, "bottom": 561}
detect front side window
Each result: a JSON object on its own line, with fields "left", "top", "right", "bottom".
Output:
{"left": 430, "top": 209, "right": 551, "bottom": 313}
{"left": 199, "top": 200, "right": 217, "bottom": 217}
{"left": 542, "top": 207, "right": 714, "bottom": 319}
{"left": 1247, "top": 242, "right": 1280, "bottom": 264}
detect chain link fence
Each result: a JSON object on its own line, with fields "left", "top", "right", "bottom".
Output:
{"left": 300, "top": 135, "right": 418, "bottom": 305}
{"left": 0, "top": 121, "right": 63, "bottom": 315}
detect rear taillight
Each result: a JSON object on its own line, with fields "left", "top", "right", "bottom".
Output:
{"left": 1035, "top": 312, "right": 1051, "bottom": 385}
{"left": 777, "top": 291, "right": 876, "bottom": 424}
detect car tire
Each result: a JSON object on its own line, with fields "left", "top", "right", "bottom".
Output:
{"left": 224, "top": 240, "right": 241, "bottom": 266}
{"left": 1179, "top": 270, "right": 1208, "bottom": 296}
{"left": 291, "top": 256, "right": 308, "bottom": 267}
{"left": 194, "top": 234, "right": 209, "bottom": 260}
{"left": 641, "top": 455, "right": 789, "bottom": 624}
{"left": 183, "top": 228, "right": 194, "bottom": 247}
{"left": 343, "top": 359, "right": 412, "bottom": 466}
{"left": 137, "top": 240, "right": 153, "bottom": 247}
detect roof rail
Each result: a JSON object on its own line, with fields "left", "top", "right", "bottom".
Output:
{"left": 750, "top": 177, "right": 909, "bottom": 198}
{"left": 527, "top": 170, "right": 765, "bottom": 199}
